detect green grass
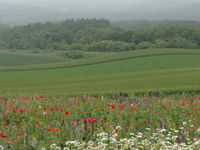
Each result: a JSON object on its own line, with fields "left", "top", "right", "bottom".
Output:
{"left": 1, "top": 48, "right": 200, "bottom": 95}
{"left": 1, "top": 67, "right": 200, "bottom": 96}
{"left": 0, "top": 50, "right": 70, "bottom": 66}
{"left": 1, "top": 48, "right": 200, "bottom": 71}
{"left": 1, "top": 54, "right": 200, "bottom": 81}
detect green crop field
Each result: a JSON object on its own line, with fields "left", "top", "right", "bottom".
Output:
{"left": 0, "top": 50, "right": 70, "bottom": 66}
{"left": 1, "top": 48, "right": 200, "bottom": 95}
{"left": 1, "top": 54, "right": 200, "bottom": 81}
{"left": 1, "top": 67, "right": 200, "bottom": 96}
{"left": 1, "top": 48, "right": 200, "bottom": 71}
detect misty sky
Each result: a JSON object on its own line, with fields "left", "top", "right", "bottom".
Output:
{"left": 1, "top": 0, "right": 200, "bottom": 25}
{"left": 1, "top": 0, "right": 199, "bottom": 12}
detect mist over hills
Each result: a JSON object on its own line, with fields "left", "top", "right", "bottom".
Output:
{"left": 1, "top": 0, "right": 200, "bottom": 25}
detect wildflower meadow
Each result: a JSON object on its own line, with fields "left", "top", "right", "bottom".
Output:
{"left": 0, "top": 92, "right": 200, "bottom": 150}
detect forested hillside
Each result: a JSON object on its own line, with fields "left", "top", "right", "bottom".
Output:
{"left": 111, "top": 20, "right": 200, "bottom": 31}
{"left": 0, "top": 23, "right": 10, "bottom": 48}
{"left": 0, "top": 19, "right": 200, "bottom": 51}
{"left": 0, "top": 23, "right": 10, "bottom": 35}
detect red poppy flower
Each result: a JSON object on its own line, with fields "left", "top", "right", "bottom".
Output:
{"left": 47, "top": 128, "right": 52, "bottom": 131}
{"left": 54, "top": 128, "right": 59, "bottom": 132}
{"left": 17, "top": 132, "right": 22, "bottom": 136}
{"left": 104, "top": 117, "right": 107, "bottom": 121}
{"left": 65, "top": 111, "right": 69, "bottom": 115}
{"left": 35, "top": 121, "right": 39, "bottom": 124}
{"left": 87, "top": 117, "right": 92, "bottom": 123}
{"left": 92, "top": 119, "right": 97, "bottom": 123}
{"left": 20, "top": 109, "right": 24, "bottom": 114}
{"left": 0, "top": 133, "right": 7, "bottom": 138}
{"left": 10, "top": 104, "right": 14, "bottom": 107}
{"left": 7, "top": 140, "right": 11, "bottom": 144}
{"left": 14, "top": 140, "right": 18, "bottom": 143}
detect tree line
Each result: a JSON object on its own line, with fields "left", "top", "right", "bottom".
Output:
{"left": 0, "top": 19, "right": 200, "bottom": 51}
{"left": 111, "top": 20, "right": 200, "bottom": 31}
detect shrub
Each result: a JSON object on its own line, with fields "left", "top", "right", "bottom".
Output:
{"left": 168, "top": 35, "right": 199, "bottom": 49}
{"left": 137, "top": 42, "right": 154, "bottom": 49}
{"left": 31, "top": 50, "right": 40, "bottom": 54}
{"left": 83, "top": 53, "right": 99, "bottom": 59}
{"left": 59, "top": 43, "right": 70, "bottom": 51}
{"left": 66, "top": 50, "right": 84, "bottom": 59}
{"left": 155, "top": 39, "right": 168, "bottom": 48}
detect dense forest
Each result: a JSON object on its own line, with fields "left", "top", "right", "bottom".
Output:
{"left": 111, "top": 20, "right": 200, "bottom": 31}
{"left": 0, "top": 19, "right": 200, "bottom": 51}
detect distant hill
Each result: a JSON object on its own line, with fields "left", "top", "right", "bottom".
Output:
{"left": 1, "top": 1, "right": 200, "bottom": 25}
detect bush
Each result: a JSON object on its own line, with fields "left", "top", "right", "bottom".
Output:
{"left": 59, "top": 43, "right": 70, "bottom": 51}
{"left": 66, "top": 50, "right": 84, "bottom": 59}
{"left": 155, "top": 39, "right": 168, "bottom": 48}
{"left": 84, "top": 53, "right": 99, "bottom": 59}
{"left": 137, "top": 42, "right": 154, "bottom": 49}
{"left": 168, "top": 35, "right": 199, "bottom": 49}
{"left": 31, "top": 50, "right": 40, "bottom": 54}
{"left": 0, "top": 40, "right": 6, "bottom": 48}
{"left": 70, "top": 43, "right": 84, "bottom": 50}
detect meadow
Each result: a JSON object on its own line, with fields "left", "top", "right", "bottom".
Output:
{"left": 1, "top": 48, "right": 200, "bottom": 71}
{"left": 0, "top": 50, "right": 70, "bottom": 66}
{"left": 0, "top": 93, "right": 200, "bottom": 150}
{"left": 0, "top": 49, "right": 200, "bottom": 95}
{"left": 1, "top": 48, "right": 200, "bottom": 149}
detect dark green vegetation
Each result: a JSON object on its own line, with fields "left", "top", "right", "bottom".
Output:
{"left": 111, "top": 20, "right": 200, "bottom": 31}
{"left": 0, "top": 50, "right": 101, "bottom": 66}
{"left": 0, "top": 49, "right": 200, "bottom": 95}
{"left": 1, "top": 19, "right": 200, "bottom": 52}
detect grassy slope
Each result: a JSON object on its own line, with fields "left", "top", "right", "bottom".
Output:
{"left": 1, "top": 48, "right": 200, "bottom": 71}
{"left": 1, "top": 48, "right": 200, "bottom": 95}
{"left": 1, "top": 67, "right": 200, "bottom": 96}
{"left": 1, "top": 54, "right": 200, "bottom": 81}
{"left": 0, "top": 50, "right": 69, "bottom": 66}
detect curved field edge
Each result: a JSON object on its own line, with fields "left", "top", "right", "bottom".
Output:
{"left": 1, "top": 67, "right": 200, "bottom": 96}
{"left": 1, "top": 54, "right": 200, "bottom": 81}
{"left": 1, "top": 48, "right": 200, "bottom": 71}
{"left": 0, "top": 50, "right": 69, "bottom": 66}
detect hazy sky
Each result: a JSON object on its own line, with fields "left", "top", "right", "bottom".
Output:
{"left": 1, "top": 0, "right": 198, "bottom": 12}
{"left": 1, "top": 0, "right": 200, "bottom": 25}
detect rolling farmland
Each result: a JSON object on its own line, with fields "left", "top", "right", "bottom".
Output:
{"left": 0, "top": 49, "right": 200, "bottom": 95}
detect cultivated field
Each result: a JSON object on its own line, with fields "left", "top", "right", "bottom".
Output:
{"left": 1, "top": 48, "right": 200, "bottom": 149}
{"left": 0, "top": 50, "right": 70, "bottom": 66}
{"left": 0, "top": 48, "right": 200, "bottom": 95}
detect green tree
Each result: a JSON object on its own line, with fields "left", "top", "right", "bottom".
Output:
{"left": 137, "top": 42, "right": 154, "bottom": 49}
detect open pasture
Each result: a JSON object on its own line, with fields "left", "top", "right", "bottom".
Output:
{"left": 0, "top": 50, "right": 70, "bottom": 66}
{"left": 0, "top": 48, "right": 200, "bottom": 149}
{"left": 1, "top": 66, "right": 200, "bottom": 96}
{"left": 1, "top": 49, "right": 200, "bottom": 95}
{"left": 0, "top": 93, "right": 200, "bottom": 149}
{"left": 1, "top": 48, "right": 200, "bottom": 71}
